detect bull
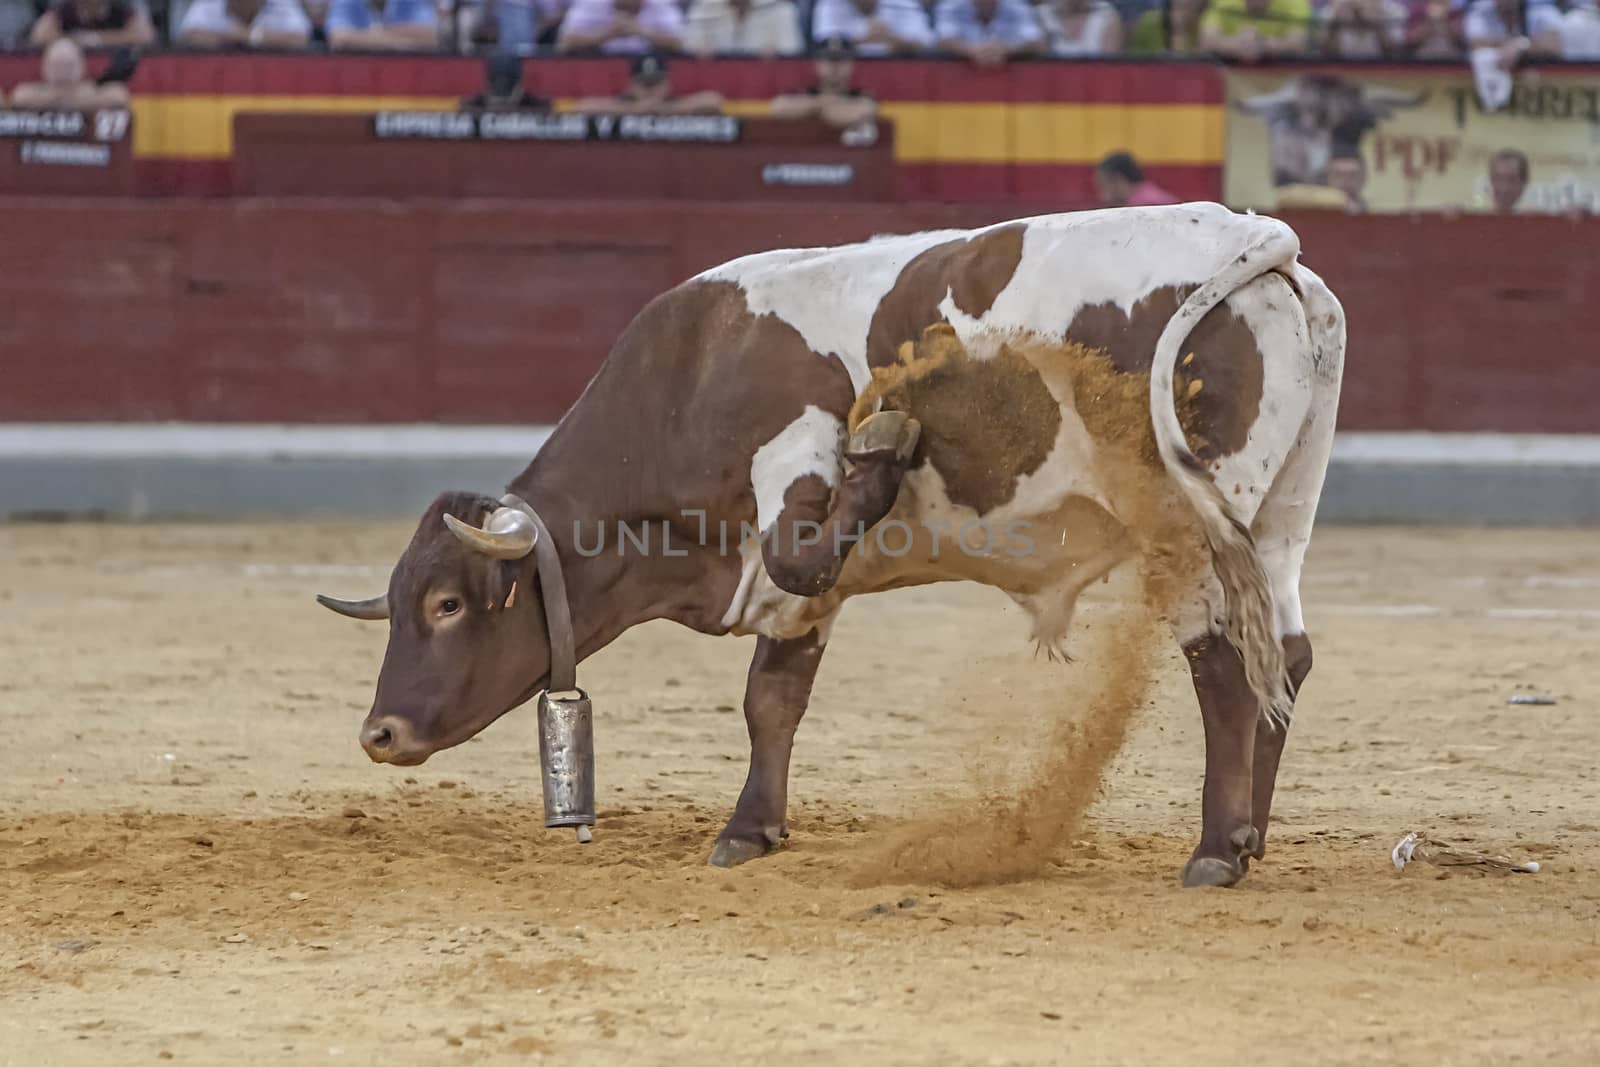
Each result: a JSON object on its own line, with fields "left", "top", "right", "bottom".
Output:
{"left": 319, "top": 203, "right": 1345, "bottom": 887}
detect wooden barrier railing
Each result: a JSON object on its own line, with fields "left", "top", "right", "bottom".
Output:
{"left": 0, "top": 199, "right": 1592, "bottom": 432}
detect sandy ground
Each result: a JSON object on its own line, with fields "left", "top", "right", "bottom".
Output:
{"left": 2, "top": 521, "right": 1599, "bottom": 1066}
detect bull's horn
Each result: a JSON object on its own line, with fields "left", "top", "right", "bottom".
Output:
{"left": 316, "top": 593, "right": 390, "bottom": 620}
{"left": 443, "top": 507, "right": 538, "bottom": 560}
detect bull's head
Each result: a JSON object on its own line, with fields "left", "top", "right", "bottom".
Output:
{"left": 317, "top": 491, "right": 554, "bottom": 766}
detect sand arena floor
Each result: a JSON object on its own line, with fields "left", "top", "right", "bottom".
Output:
{"left": 2, "top": 521, "right": 1598, "bottom": 1066}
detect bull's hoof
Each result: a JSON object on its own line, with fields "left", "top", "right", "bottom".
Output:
{"left": 846, "top": 411, "right": 921, "bottom": 465}
{"left": 1180, "top": 826, "right": 1260, "bottom": 888}
{"left": 708, "top": 836, "right": 771, "bottom": 868}
{"left": 1181, "top": 855, "right": 1244, "bottom": 888}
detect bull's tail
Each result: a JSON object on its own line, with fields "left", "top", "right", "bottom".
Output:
{"left": 1149, "top": 218, "right": 1302, "bottom": 728}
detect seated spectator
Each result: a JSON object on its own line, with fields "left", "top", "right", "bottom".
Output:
{"left": 1, "top": 0, "right": 31, "bottom": 50}
{"left": 460, "top": 51, "right": 552, "bottom": 109}
{"left": 466, "top": 0, "right": 571, "bottom": 52}
{"left": 326, "top": 0, "right": 438, "bottom": 48}
{"left": 1037, "top": 0, "right": 1124, "bottom": 54}
{"left": 1321, "top": 0, "right": 1405, "bottom": 56}
{"left": 1464, "top": 0, "right": 1562, "bottom": 63}
{"left": 570, "top": 51, "right": 725, "bottom": 112}
{"left": 770, "top": 34, "right": 878, "bottom": 127}
{"left": 1564, "top": 0, "right": 1600, "bottom": 58}
{"left": 29, "top": 0, "right": 156, "bottom": 48}
{"left": 684, "top": 0, "right": 804, "bottom": 55}
{"left": 8, "top": 37, "right": 130, "bottom": 109}
{"left": 1199, "top": 0, "right": 1311, "bottom": 59}
{"left": 1128, "top": 0, "right": 1209, "bottom": 53}
{"left": 1325, "top": 149, "right": 1367, "bottom": 211}
{"left": 811, "top": 0, "right": 936, "bottom": 55}
{"left": 936, "top": 0, "right": 1046, "bottom": 62}
{"left": 1405, "top": 0, "right": 1464, "bottom": 57}
{"left": 1094, "top": 151, "right": 1180, "bottom": 207}
{"left": 558, "top": 0, "right": 685, "bottom": 53}
{"left": 177, "top": 0, "right": 313, "bottom": 47}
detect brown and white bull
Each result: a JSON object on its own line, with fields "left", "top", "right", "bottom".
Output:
{"left": 318, "top": 202, "right": 1345, "bottom": 888}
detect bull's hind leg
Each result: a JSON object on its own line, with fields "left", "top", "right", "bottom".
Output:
{"left": 709, "top": 621, "right": 833, "bottom": 867}
{"left": 1248, "top": 413, "right": 1337, "bottom": 859}
{"left": 1249, "top": 632, "right": 1312, "bottom": 861}
{"left": 760, "top": 411, "right": 920, "bottom": 597}
{"left": 1180, "top": 631, "right": 1262, "bottom": 888}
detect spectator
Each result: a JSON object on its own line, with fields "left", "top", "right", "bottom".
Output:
{"left": 1038, "top": 0, "right": 1124, "bottom": 53}
{"left": 1487, "top": 146, "right": 1528, "bottom": 212}
{"left": 1464, "top": 0, "right": 1562, "bottom": 60}
{"left": 1094, "top": 151, "right": 1180, "bottom": 207}
{"left": 1405, "top": 0, "right": 1464, "bottom": 57}
{"left": 1465, "top": 0, "right": 1561, "bottom": 109}
{"left": 1321, "top": 0, "right": 1405, "bottom": 56}
{"left": 1325, "top": 149, "right": 1367, "bottom": 211}
{"left": 935, "top": 0, "right": 1046, "bottom": 63}
{"left": 466, "top": 0, "right": 571, "bottom": 51}
{"left": 558, "top": 0, "right": 685, "bottom": 52}
{"left": 177, "top": 0, "right": 313, "bottom": 47}
{"left": 1, "top": 0, "right": 30, "bottom": 49}
{"left": 326, "top": 0, "right": 438, "bottom": 48}
{"left": 1199, "top": 0, "right": 1312, "bottom": 59}
{"left": 570, "top": 51, "right": 726, "bottom": 112}
{"left": 1564, "top": 0, "right": 1600, "bottom": 58}
{"left": 8, "top": 37, "right": 130, "bottom": 108}
{"left": 460, "top": 51, "right": 552, "bottom": 109}
{"left": 1128, "top": 0, "right": 1209, "bottom": 53}
{"left": 29, "top": 0, "right": 156, "bottom": 48}
{"left": 811, "top": 0, "right": 936, "bottom": 55}
{"left": 770, "top": 34, "right": 878, "bottom": 127}
{"left": 684, "top": 0, "right": 804, "bottom": 54}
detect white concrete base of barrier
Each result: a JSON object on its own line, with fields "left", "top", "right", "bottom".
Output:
{"left": 2, "top": 424, "right": 1597, "bottom": 525}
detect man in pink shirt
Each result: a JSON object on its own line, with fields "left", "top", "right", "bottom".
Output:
{"left": 1094, "top": 151, "right": 1182, "bottom": 208}
{"left": 558, "top": 0, "right": 684, "bottom": 53}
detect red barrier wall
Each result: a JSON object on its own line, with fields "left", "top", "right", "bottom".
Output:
{"left": 1, "top": 199, "right": 1594, "bottom": 432}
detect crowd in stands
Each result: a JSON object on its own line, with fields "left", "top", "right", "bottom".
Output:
{"left": 1, "top": 0, "right": 1599, "bottom": 60}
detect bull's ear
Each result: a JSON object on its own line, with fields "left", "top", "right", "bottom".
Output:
{"left": 316, "top": 594, "right": 390, "bottom": 621}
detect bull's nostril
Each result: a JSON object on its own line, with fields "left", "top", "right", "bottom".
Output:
{"left": 369, "top": 726, "right": 394, "bottom": 749}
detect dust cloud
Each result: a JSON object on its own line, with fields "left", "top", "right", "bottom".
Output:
{"left": 847, "top": 323, "right": 1203, "bottom": 889}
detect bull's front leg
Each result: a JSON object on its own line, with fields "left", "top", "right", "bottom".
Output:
{"left": 709, "top": 626, "right": 829, "bottom": 867}
{"left": 761, "top": 411, "right": 920, "bottom": 597}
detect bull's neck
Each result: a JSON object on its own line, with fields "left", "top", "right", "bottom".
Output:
{"left": 505, "top": 430, "right": 733, "bottom": 665}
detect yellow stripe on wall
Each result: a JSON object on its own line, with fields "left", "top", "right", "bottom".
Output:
{"left": 130, "top": 94, "right": 457, "bottom": 159}
{"left": 128, "top": 94, "right": 1224, "bottom": 166}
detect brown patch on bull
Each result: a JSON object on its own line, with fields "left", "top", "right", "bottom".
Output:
{"left": 524, "top": 278, "right": 858, "bottom": 636}
{"left": 851, "top": 323, "right": 1060, "bottom": 516}
{"left": 1064, "top": 285, "right": 1266, "bottom": 462}
{"left": 864, "top": 225, "right": 1026, "bottom": 370}
{"left": 552, "top": 278, "right": 856, "bottom": 525}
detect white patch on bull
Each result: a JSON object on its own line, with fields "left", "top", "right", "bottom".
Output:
{"left": 697, "top": 231, "right": 966, "bottom": 395}
{"left": 721, "top": 406, "right": 849, "bottom": 638}
{"left": 707, "top": 206, "right": 1341, "bottom": 674}
{"left": 749, "top": 405, "right": 845, "bottom": 535}
{"left": 719, "top": 548, "right": 764, "bottom": 631}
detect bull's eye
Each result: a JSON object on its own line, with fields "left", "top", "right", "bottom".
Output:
{"left": 438, "top": 598, "right": 462, "bottom": 617}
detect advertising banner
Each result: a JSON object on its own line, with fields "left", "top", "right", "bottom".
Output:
{"left": 1225, "top": 66, "right": 1600, "bottom": 213}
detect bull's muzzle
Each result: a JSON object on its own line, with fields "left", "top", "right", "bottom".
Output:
{"left": 360, "top": 715, "right": 426, "bottom": 765}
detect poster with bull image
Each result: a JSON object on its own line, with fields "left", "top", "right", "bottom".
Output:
{"left": 1225, "top": 67, "right": 1600, "bottom": 214}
